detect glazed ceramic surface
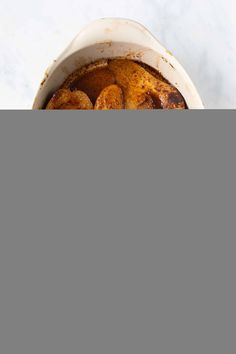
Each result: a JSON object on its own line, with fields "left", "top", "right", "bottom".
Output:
{"left": 33, "top": 18, "right": 204, "bottom": 109}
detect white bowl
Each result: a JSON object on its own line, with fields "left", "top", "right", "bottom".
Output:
{"left": 33, "top": 18, "right": 204, "bottom": 109}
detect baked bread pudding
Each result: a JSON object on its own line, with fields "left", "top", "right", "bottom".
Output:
{"left": 45, "top": 59, "right": 186, "bottom": 110}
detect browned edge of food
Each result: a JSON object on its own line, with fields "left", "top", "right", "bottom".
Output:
{"left": 44, "top": 58, "right": 187, "bottom": 109}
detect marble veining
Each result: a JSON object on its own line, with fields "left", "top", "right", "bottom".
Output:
{"left": 0, "top": 0, "right": 235, "bottom": 108}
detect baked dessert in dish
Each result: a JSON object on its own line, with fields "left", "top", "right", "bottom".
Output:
{"left": 45, "top": 59, "right": 187, "bottom": 110}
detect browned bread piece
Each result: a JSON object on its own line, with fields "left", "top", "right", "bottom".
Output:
{"left": 46, "top": 88, "right": 93, "bottom": 110}
{"left": 108, "top": 59, "right": 186, "bottom": 109}
{"left": 94, "top": 84, "right": 124, "bottom": 110}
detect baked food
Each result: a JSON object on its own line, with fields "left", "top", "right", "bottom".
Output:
{"left": 46, "top": 88, "right": 93, "bottom": 110}
{"left": 46, "top": 59, "right": 186, "bottom": 110}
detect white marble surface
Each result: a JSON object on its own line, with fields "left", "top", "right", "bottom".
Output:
{"left": 0, "top": 0, "right": 235, "bottom": 109}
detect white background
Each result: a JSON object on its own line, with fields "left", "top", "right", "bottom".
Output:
{"left": 0, "top": 0, "right": 235, "bottom": 109}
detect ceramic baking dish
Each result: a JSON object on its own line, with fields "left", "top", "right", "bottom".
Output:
{"left": 32, "top": 18, "right": 204, "bottom": 109}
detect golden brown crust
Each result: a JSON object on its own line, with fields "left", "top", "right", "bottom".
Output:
{"left": 46, "top": 88, "right": 93, "bottom": 110}
{"left": 108, "top": 59, "right": 186, "bottom": 109}
{"left": 45, "top": 59, "right": 186, "bottom": 110}
{"left": 94, "top": 84, "right": 124, "bottom": 110}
